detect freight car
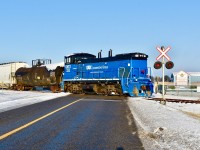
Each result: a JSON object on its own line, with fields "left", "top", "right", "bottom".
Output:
{"left": 63, "top": 50, "right": 153, "bottom": 96}
{"left": 14, "top": 59, "right": 64, "bottom": 92}
{"left": 0, "top": 62, "right": 29, "bottom": 89}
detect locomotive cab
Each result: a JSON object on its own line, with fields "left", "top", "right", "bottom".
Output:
{"left": 65, "top": 53, "right": 96, "bottom": 65}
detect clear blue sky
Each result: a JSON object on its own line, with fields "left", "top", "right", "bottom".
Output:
{"left": 1, "top": 0, "right": 200, "bottom": 76}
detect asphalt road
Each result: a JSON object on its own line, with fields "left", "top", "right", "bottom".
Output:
{"left": 0, "top": 94, "right": 144, "bottom": 150}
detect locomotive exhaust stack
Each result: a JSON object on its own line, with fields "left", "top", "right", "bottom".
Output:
{"left": 98, "top": 50, "right": 102, "bottom": 58}
{"left": 108, "top": 49, "right": 112, "bottom": 57}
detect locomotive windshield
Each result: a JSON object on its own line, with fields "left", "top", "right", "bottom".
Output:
{"left": 65, "top": 53, "right": 96, "bottom": 64}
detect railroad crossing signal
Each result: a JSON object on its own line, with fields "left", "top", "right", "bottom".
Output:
{"left": 156, "top": 46, "right": 171, "bottom": 61}
{"left": 154, "top": 46, "right": 174, "bottom": 69}
{"left": 165, "top": 61, "right": 174, "bottom": 69}
{"left": 154, "top": 46, "right": 174, "bottom": 104}
{"left": 154, "top": 61, "right": 162, "bottom": 69}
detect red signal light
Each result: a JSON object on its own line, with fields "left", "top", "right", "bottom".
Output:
{"left": 165, "top": 61, "right": 174, "bottom": 69}
{"left": 154, "top": 61, "right": 162, "bottom": 69}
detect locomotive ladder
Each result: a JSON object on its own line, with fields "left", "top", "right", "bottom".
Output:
{"left": 118, "top": 67, "right": 131, "bottom": 87}
{"left": 10, "top": 63, "right": 17, "bottom": 87}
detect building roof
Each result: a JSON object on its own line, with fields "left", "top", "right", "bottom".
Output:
{"left": 187, "top": 72, "right": 200, "bottom": 76}
{"left": 173, "top": 71, "right": 200, "bottom": 76}
{"left": 172, "top": 71, "right": 188, "bottom": 76}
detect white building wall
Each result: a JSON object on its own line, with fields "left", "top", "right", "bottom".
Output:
{"left": 0, "top": 62, "right": 29, "bottom": 88}
{"left": 173, "top": 71, "right": 188, "bottom": 86}
{"left": 173, "top": 71, "right": 200, "bottom": 86}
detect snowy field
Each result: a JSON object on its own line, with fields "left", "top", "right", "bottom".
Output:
{"left": 0, "top": 90, "right": 70, "bottom": 113}
{"left": 128, "top": 93, "right": 200, "bottom": 150}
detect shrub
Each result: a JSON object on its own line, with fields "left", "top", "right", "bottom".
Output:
{"left": 168, "top": 86, "right": 175, "bottom": 89}
{"left": 190, "top": 85, "right": 197, "bottom": 89}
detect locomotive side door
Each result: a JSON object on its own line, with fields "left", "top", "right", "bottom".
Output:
{"left": 77, "top": 64, "right": 83, "bottom": 79}
{"left": 132, "top": 68, "right": 139, "bottom": 78}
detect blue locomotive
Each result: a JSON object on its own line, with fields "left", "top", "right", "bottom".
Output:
{"left": 63, "top": 50, "right": 153, "bottom": 96}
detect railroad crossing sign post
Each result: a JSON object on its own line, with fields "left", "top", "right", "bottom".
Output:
{"left": 154, "top": 46, "right": 174, "bottom": 105}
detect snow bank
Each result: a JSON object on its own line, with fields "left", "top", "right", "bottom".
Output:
{"left": 128, "top": 94, "right": 200, "bottom": 150}
{"left": 0, "top": 90, "right": 70, "bottom": 113}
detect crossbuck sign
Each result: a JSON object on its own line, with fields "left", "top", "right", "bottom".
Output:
{"left": 156, "top": 46, "right": 171, "bottom": 61}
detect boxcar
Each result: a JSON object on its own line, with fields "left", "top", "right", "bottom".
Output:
{"left": 0, "top": 62, "right": 29, "bottom": 88}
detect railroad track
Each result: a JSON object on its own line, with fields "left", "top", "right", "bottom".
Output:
{"left": 147, "top": 98, "right": 200, "bottom": 104}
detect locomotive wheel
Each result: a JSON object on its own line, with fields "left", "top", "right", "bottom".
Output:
{"left": 58, "top": 87, "right": 62, "bottom": 92}
{"left": 68, "top": 86, "right": 73, "bottom": 93}
{"left": 50, "top": 85, "right": 56, "bottom": 93}
{"left": 100, "top": 88, "right": 108, "bottom": 95}
{"left": 21, "top": 86, "right": 25, "bottom": 91}
{"left": 16, "top": 85, "right": 21, "bottom": 91}
{"left": 52, "top": 89, "right": 56, "bottom": 93}
{"left": 64, "top": 85, "right": 68, "bottom": 92}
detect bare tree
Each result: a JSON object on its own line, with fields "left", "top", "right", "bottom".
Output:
{"left": 164, "top": 75, "right": 171, "bottom": 82}
{"left": 155, "top": 76, "right": 161, "bottom": 83}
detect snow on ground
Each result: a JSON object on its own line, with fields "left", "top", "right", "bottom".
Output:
{"left": 128, "top": 92, "right": 200, "bottom": 150}
{"left": 0, "top": 90, "right": 70, "bottom": 113}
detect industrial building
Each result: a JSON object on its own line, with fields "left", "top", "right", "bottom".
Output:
{"left": 172, "top": 71, "right": 200, "bottom": 86}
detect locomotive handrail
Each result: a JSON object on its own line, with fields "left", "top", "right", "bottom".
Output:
{"left": 148, "top": 67, "right": 151, "bottom": 78}
{"left": 118, "top": 67, "right": 125, "bottom": 78}
{"left": 126, "top": 68, "right": 132, "bottom": 86}
{"left": 118, "top": 67, "right": 125, "bottom": 86}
